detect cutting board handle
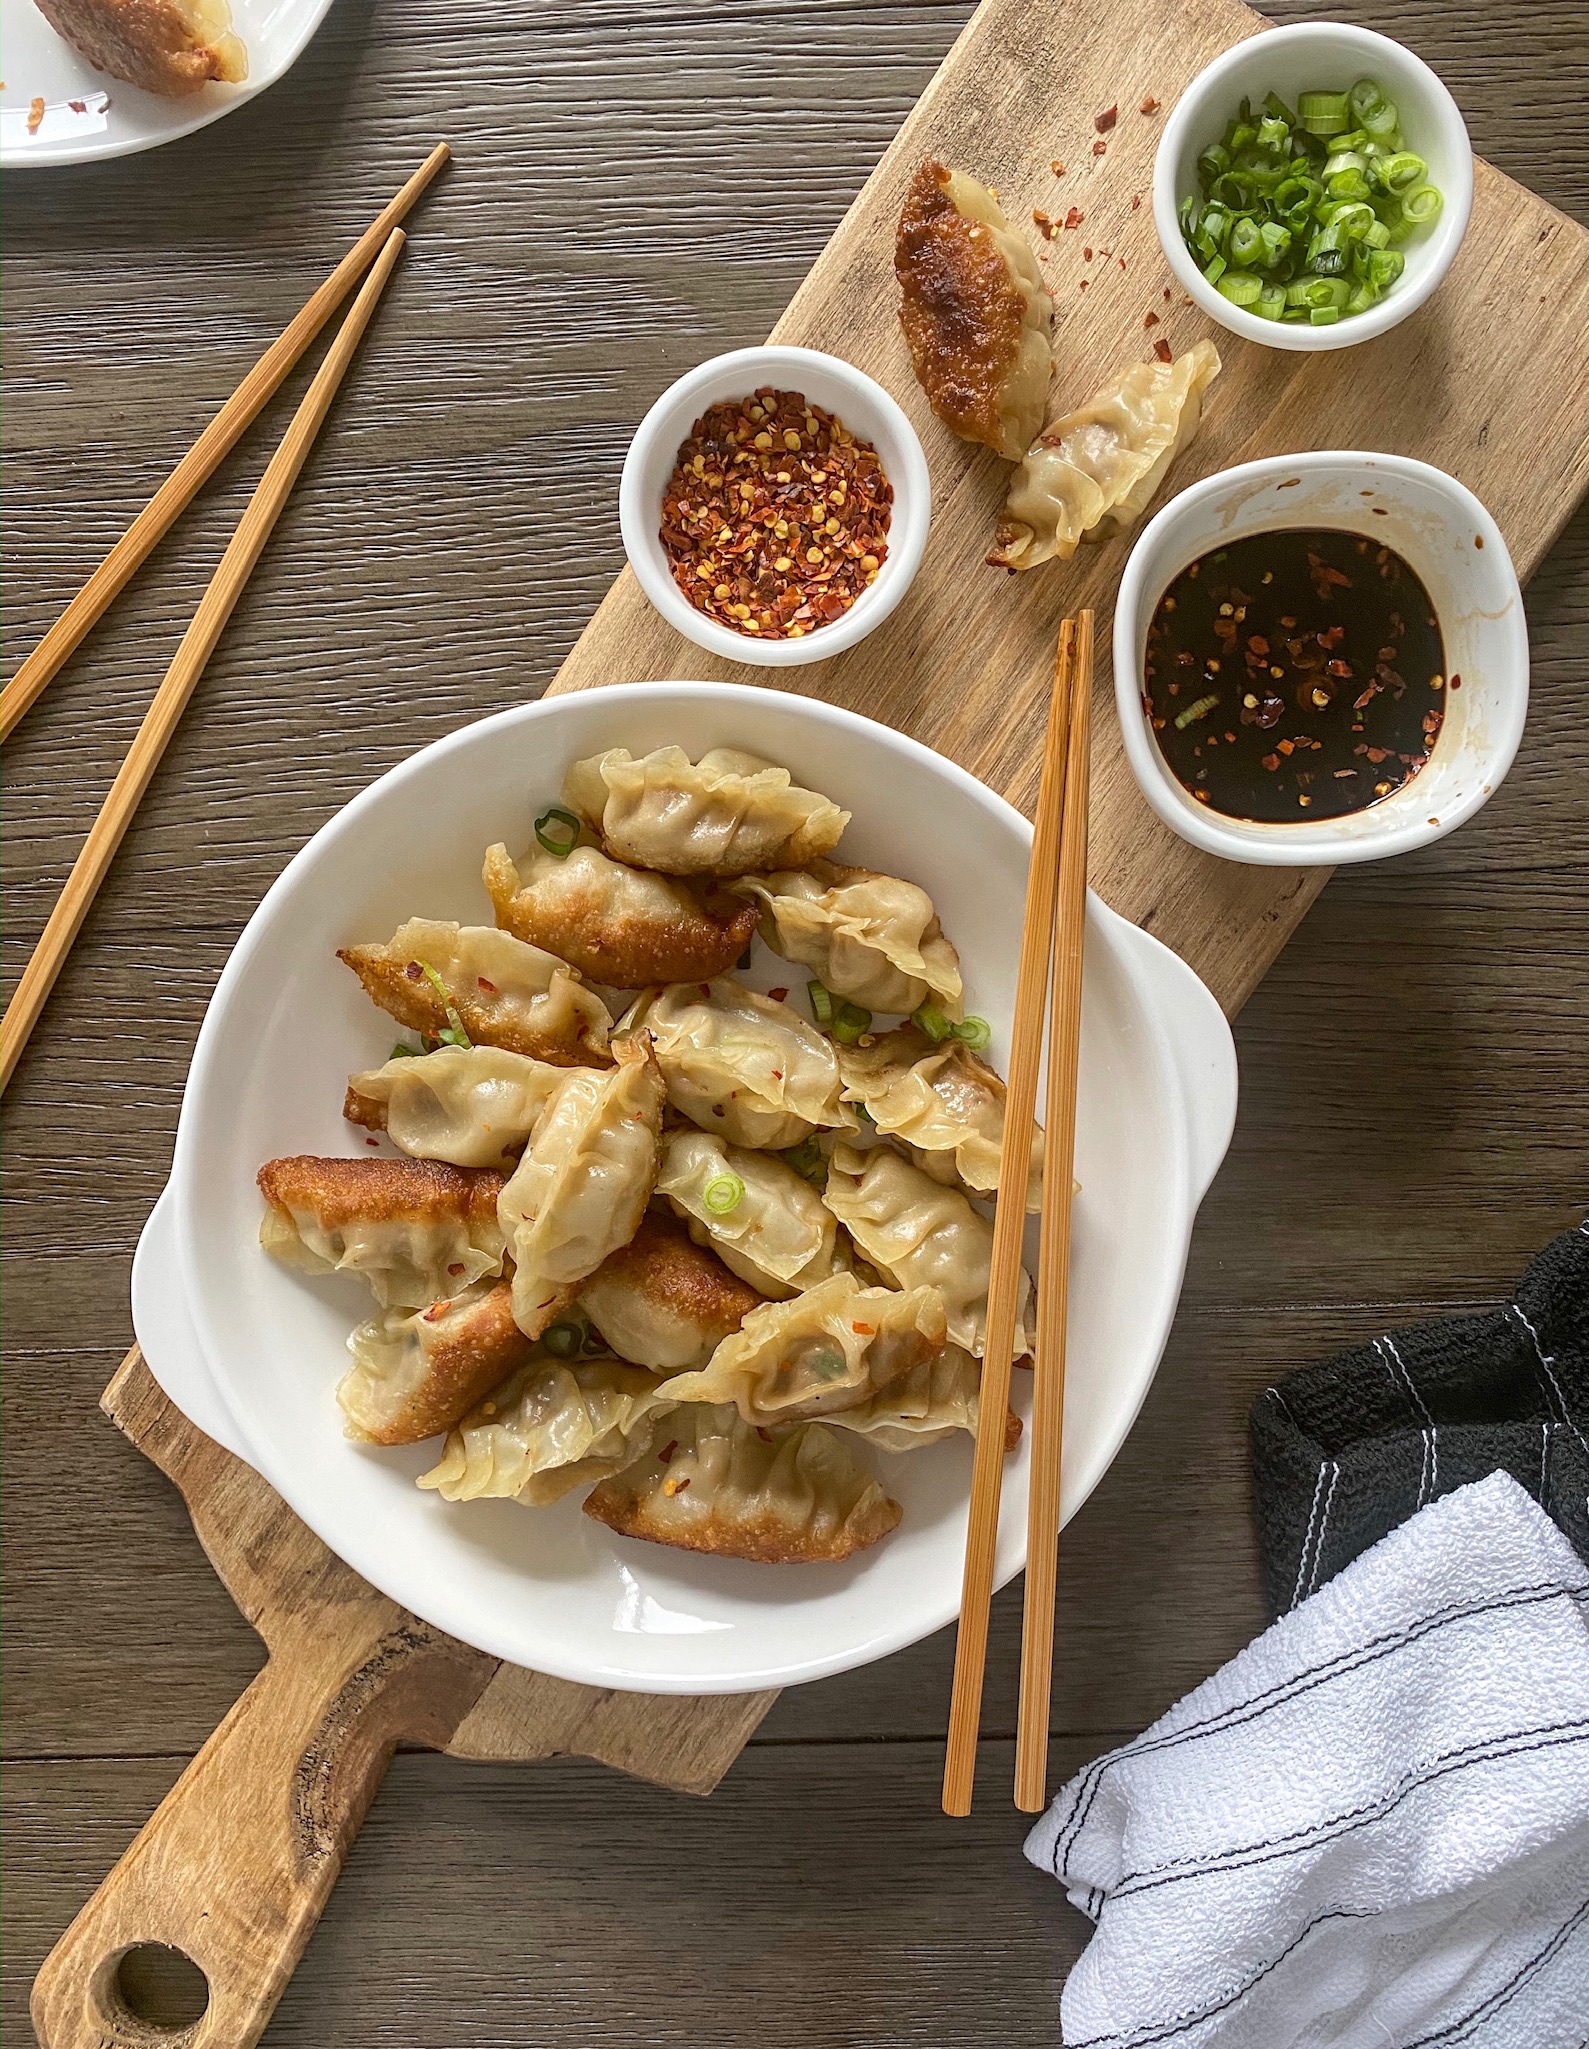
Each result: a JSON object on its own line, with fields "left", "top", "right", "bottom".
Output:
{"left": 31, "top": 1615, "right": 493, "bottom": 2049}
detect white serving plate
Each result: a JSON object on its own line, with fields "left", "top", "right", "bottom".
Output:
{"left": 0, "top": 0, "right": 332, "bottom": 168}
{"left": 140, "top": 682, "right": 1237, "bottom": 1694}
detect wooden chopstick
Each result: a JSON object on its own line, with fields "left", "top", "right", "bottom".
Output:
{"left": 1015, "top": 607, "right": 1094, "bottom": 1814}
{"left": 0, "top": 230, "right": 408, "bottom": 1099}
{"left": 0, "top": 143, "right": 449, "bottom": 747}
{"left": 943, "top": 618, "right": 1078, "bottom": 1818}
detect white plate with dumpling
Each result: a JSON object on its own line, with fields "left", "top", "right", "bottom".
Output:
{"left": 137, "top": 682, "right": 1237, "bottom": 1694}
{"left": 1, "top": 0, "right": 332, "bottom": 168}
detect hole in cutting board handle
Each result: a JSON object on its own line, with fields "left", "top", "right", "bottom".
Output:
{"left": 104, "top": 1943, "right": 211, "bottom": 2038}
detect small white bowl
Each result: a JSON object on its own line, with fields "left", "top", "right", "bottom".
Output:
{"left": 618, "top": 346, "right": 931, "bottom": 668}
{"left": 1154, "top": 21, "right": 1473, "bottom": 352}
{"left": 1113, "top": 451, "right": 1528, "bottom": 866}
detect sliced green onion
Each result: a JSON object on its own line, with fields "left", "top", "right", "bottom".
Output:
{"left": 806, "top": 979, "right": 835, "bottom": 1029}
{"left": 1297, "top": 89, "right": 1350, "bottom": 135}
{"left": 1203, "top": 251, "right": 1228, "bottom": 285}
{"left": 534, "top": 805, "right": 582, "bottom": 857}
{"left": 582, "top": 1324, "right": 611, "bottom": 1355}
{"left": 954, "top": 1016, "right": 993, "bottom": 1053}
{"left": 1228, "top": 218, "right": 1264, "bottom": 267}
{"left": 801, "top": 1342, "right": 849, "bottom": 1382}
{"left": 1253, "top": 285, "right": 1287, "bottom": 321}
{"left": 1366, "top": 247, "right": 1405, "bottom": 291}
{"left": 702, "top": 1171, "right": 746, "bottom": 1216}
{"left": 780, "top": 1135, "right": 828, "bottom": 1186}
{"left": 417, "top": 961, "right": 472, "bottom": 1049}
{"left": 390, "top": 1040, "right": 422, "bottom": 1059}
{"left": 1262, "top": 89, "right": 1297, "bottom": 126}
{"left": 1197, "top": 143, "right": 1231, "bottom": 184}
{"left": 1173, "top": 692, "right": 1221, "bottom": 730}
{"left": 542, "top": 1319, "right": 586, "bottom": 1359}
{"left": 1257, "top": 114, "right": 1290, "bottom": 153}
{"left": 1216, "top": 271, "right": 1263, "bottom": 306}
{"left": 1348, "top": 77, "right": 1388, "bottom": 123}
{"left": 1400, "top": 182, "right": 1442, "bottom": 224}
{"left": 911, "top": 1000, "right": 954, "bottom": 1043}
{"left": 1310, "top": 306, "right": 1343, "bottom": 325}
{"left": 831, "top": 1001, "right": 873, "bottom": 1045}
{"left": 854, "top": 1102, "right": 875, "bottom": 1125}
{"left": 1378, "top": 150, "right": 1426, "bottom": 192}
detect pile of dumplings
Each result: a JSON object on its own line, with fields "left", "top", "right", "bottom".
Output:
{"left": 258, "top": 742, "right": 1041, "bottom": 1567}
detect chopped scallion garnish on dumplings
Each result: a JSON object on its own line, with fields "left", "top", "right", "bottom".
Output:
{"left": 702, "top": 1172, "right": 746, "bottom": 1215}
{"left": 1181, "top": 79, "right": 1442, "bottom": 323}
{"left": 533, "top": 805, "right": 583, "bottom": 857}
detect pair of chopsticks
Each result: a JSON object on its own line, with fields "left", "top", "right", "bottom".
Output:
{"left": 0, "top": 144, "right": 451, "bottom": 1097}
{"left": 944, "top": 611, "right": 1094, "bottom": 1819}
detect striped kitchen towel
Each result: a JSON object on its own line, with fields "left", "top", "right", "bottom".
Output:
{"left": 1026, "top": 1472, "right": 1589, "bottom": 2049}
{"left": 1251, "top": 1220, "right": 1589, "bottom": 1620}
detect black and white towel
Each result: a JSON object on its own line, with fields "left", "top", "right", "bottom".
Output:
{"left": 1025, "top": 1473, "right": 1589, "bottom": 2048}
{"left": 1250, "top": 1221, "right": 1589, "bottom": 1619}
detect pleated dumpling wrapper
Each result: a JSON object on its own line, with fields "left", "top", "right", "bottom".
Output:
{"left": 821, "top": 1142, "right": 1032, "bottom": 1358}
{"left": 497, "top": 1035, "right": 665, "bottom": 1338}
{"left": 483, "top": 839, "right": 757, "bottom": 988}
{"left": 340, "top": 1280, "right": 533, "bottom": 1446}
{"left": 583, "top": 1402, "right": 902, "bottom": 1564}
{"left": 656, "top": 1126, "right": 848, "bottom": 1300}
{"left": 419, "top": 1352, "right": 677, "bottom": 1506}
{"left": 988, "top": 340, "right": 1222, "bottom": 572}
{"left": 836, "top": 1025, "right": 1044, "bottom": 1210}
{"left": 827, "top": 1343, "right": 1022, "bottom": 1455}
{"left": 732, "top": 860, "right": 963, "bottom": 1018}
{"left": 344, "top": 1045, "right": 566, "bottom": 1170}
{"left": 895, "top": 157, "right": 1054, "bottom": 460}
{"left": 258, "top": 1155, "right": 508, "bottom": 1310}
{"left": 658, "top": 1269, "right": 947, "bottom": 1427}
{"left": 625, "top": 977, "right": 855, "bottom": 1151}
{"left": 563, "top": 745, "right": 848, "bottom": 878}
{"left": 339, "top": 918, "right": 611, "bottom": 1067}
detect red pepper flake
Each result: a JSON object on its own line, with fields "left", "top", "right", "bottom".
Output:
{"left": 1119, "top": 256, "right": 1128, "bottom": 270}
{"left": 851, "top": 1322, "right": 877, "bottom": 1336}
{"left": 1261, "top": 753, "right": 1280, "bottom": 772}
{"left": 1078, "top": 280, "right": 1089, "bottom": 291}
{"left": 1144, "top": 311, "right": 1160, "bottom": 328}
{"left": 662, "top": 1474, "right": 691, "bottom": 1496}
{"left": 756, "top": 1426, "right": 774, "bottom": 1443}
{"left": 1095, "top": 104, "right": 1118, "bottom": 132}
{"left": 1064, "top": 207, "right": 1085, "bottom": 229}
{"left": 68, "top": 98, "right": 87, "bottom": 113}
{"left": 1449, "top": 672, "right": 1462, "bottom": 690}
{"left": 1140, "top": 96, "right": 1161, "bottom": 115}
{"left": 365, "top": 1136, "right": 380, "bottom": 1146}
{"left": 1050, "top": 160, "right": 1066, "bottom": 175}
{"left": 27, "top": 95, "right": 45, "bottom": 134}
{"left": 448, "top": 1262, "right": 466, "bottom": 1277}
{"left": 1092, "top": 140, "right": 1108, "bottom": 157}
{"left": 660, "top": 387, "right": 891, "bottom": 642}
{"left": 476, "top": 976, "right": 497, "bottom": 993}
{"left": 405, "top": 960, "right": 424, "bottom": 981}
{"left": 1153, "top": 337, "right": 1173, "bottom": 363}
{"left": 1131, "top": 193, "right": 1142, "bottom": 210}
{"left": 1162, "top": 285, "right": 1172, "bottom": 301}
{"left": 1082, "top": 246, "right": 1094, "bottom": 261}
{"left": 422, "top": 1300, "right": 452, "bottom": 1322}
{"left": 767, "top": 987, "right": 789, "bottom": 1002}
{"left": 657, "top": 1440, "right": 679, "bottom": 1465}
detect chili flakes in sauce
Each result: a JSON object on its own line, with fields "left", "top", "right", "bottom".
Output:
{"left": 660, "top": 389, "right": 892, "bottom": 641}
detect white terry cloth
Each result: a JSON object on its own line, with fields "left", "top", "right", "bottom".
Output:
{"left": 1026, "top": 1473, "right": 1589, "bottom": 2049}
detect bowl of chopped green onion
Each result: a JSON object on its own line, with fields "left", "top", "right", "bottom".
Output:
{"left": 1155, "top": 22, "right": 1472, "bottom": 350}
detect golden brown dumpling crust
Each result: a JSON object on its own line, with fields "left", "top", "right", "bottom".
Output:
{"left": 483, "top": 842, "right": 757, "bottom": 988}
{"left": 35, "top": 0, "right": 247, "bottom": 97}
{"left": 580, "top": 1211, "right": 763, "bottom": 1370}
{"left": 346, "top": 1283, "right": 533, "bottom": 1447}
{"left": 895, "top": 158, "right": 1051, "bottom": 459}
{"left": 257, "top": 1154, "right": 507, "bottom": 1235}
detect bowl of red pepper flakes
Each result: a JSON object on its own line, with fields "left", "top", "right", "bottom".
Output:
{"left": 621, "top": 345, "right": 931, "bottom": 667}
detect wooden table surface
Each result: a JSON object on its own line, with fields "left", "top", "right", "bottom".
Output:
{"left": 4, "top": 0, "right": 1586, "bottom": 2038}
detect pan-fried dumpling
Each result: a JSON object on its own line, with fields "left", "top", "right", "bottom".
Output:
{"left": 988, "top": 341, "right": 1222, "bottom": 572}
{"left": 257, "top": 1155, "right": 507, "bottom": 1309}
{"left": 895, "top": 157, "right": 1054, "bottom": 460}
{"left": 497, "top": 1035, "right": 665, "bottom": 1338}
{"left": 344, "top": 1045, "right": 565, "bottom": 1169}
{"left": 338, "top": 918, "right": 611, "bottom": 1067}
{"left": 731, "top": 861, "right": 963, "bottom": 1018}
{"left": 837, "top": 1026, "right": 1044, "bottom": 1210}
{"left": 829, "top": 1344, "right": 1022, "bottom": 1454}
{"left": 564, "top": 745, "right": 848, "bottom": 878}
{"left": 583, "top": 1403, "right": 902, "bottom": 1563}
{"left": 624, "top": 977, "right": 855, "bottom": 1150}
{"left": 821, "top": 1143, "right": 1030, "bottom": 1357}
{"left": 659, "top": 1270, "right": 946, "bottom": 1426}
{"left": 339, "top": 1280, "right": 533, "bottom": 1445}
{"left": 418, "top": 1353, "right": 675, "bottom": 1505}
{"left": 483, "top": 840, "right": 757, "bottom": 988}
{"left": 34, "top": 0, "right": 247, "bottom": 98}
{"left": 578, "top": 1211, "right": 763, "bottom": 1373}
{"left": 655, "top": 1127, "right": 847, "bottom": 1299}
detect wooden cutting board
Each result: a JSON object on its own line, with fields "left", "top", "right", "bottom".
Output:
{"left": 32, "top": 0, "right": 1589, "bottom": 2041}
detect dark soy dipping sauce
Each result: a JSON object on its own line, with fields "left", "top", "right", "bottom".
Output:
{"left": 1144, "top": 528, "right": 1447, "bottom": 823}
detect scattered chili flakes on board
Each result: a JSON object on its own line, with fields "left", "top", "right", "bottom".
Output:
{"left": 659, "top": 388, "right": 892, "bottom": 641}
{"left": 1140, "top": 96, "right": 1161, "bottom": 115}
{"left": 1092, "top": 140, "right": 1108, "bottom": 157}
{"left": 1050, "top": 159, "right": 1066, "bottom": 175}
{"left": 1153, "top": 337, "right": 1174, "bottom": 362}
{"left": 1094, "top": 104, "right": 1118, "bottom": 132}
